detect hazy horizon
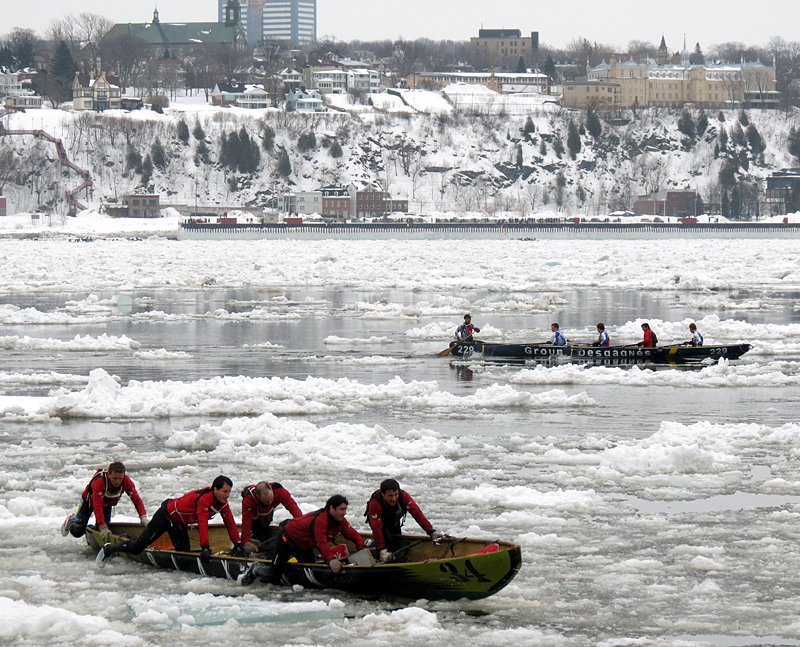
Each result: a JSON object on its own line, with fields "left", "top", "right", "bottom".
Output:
{"left": 5, "top": 0, "right": 798, "bottom": 52}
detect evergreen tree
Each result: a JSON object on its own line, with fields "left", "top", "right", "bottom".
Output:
{"left": 567, "top": 121, "right": 581, "bottom": 159}
{"left": 718, "top": 126, "right": 728, "bottom": 151}
{"left": 677, "top": 110, "right": 695, "bottom": 139}
{"left": 220, "top": 130, "right": 239, "bottom": 171}
{"left": 329, "top": 141, "right": 343, "bottom": 158}
{"left": 516, "top": 144, "right": 523, "bottom": 168}
{"left": 543, "top": 55, "right": 556, "bottom": 78}
{"left": 150, "top": 138, "right": 167, "bottom": 170}
{"left": 193, "top": 122, "right": 205, "bottom": 141}
{"left": 719, "top": 159, "right": 737, "bottom": 188}
{"left": 718, "top": 111, "right": 726, "bottom": 122}
{"left": 731, "top": 122, "right": 746, "bottom": 147}
{"left": 277, "top": 149, "right": 292, "bottom": 177}
{"left": 552, "top": 136, "right": 564, "bottom": 158}
{"left": 516, "top": 56, "right": 527, "bottom": 73}
{"left": 237, "top": 125, "right": 260, "bottom": 174}
{"left": 262, "top": 125, "right": 275, "bottom": 150}
{"left": 586, "top": 109, "right": 602, "bottom": 138}
{"left": 177, "top": 120, "right": 190, "bottom": 144}
{"left": 746, "top": 124, "right": 765, "bottom": 157}
{"left": 297, "top": 132, "right": 316, "bottom": 152}
{"left": 696, "top": 112, "right": 708, "bottom": 137}
{"left": 0, "top": 46, "right": 13, "bottom": 69}
{"left": 194, "top": 140, "right": 209, "bottom": 166}
{"left": 539, "top": 139, "right": 547, "bottom": 156}
{"left": 141, "top": 155, "right": 153, "bottom": 184}
{"left": 126, "top": 145, "right": 143, "bottom": 175}
{"left": 689, "top": 42, "right": 705, "bottom": 65}
{"left": 738, "top": 110, "right": 749, "bottom": 126}
{"left": 721, "top": 190, "right": 729, "bottom": 218}
{"left": 52, "top": 41, "right": 77, "bottom": 89}
{"left": 789, "top": 127, "right": 800, "bottom": 162}
{"left": 730, "top": 185, "right": 741, "bottom": 219}
{"left": 523, "top": 116, "right": 535, "bottom": 136}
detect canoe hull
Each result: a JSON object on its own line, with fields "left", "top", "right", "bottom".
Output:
{"left": 86, "top": 524, "right": 521, "bottom": 601}
{"left": 449, "top": 341, "right": 752, "bottom": 363}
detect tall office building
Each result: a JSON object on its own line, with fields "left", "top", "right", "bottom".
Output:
{"left": 218, "top": 0, "right": 315, "bottom": 44}
{"left": 262, "top": 0, "right": 316, "bottom": 43}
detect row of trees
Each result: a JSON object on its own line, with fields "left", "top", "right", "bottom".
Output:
{"left": 6, "top": 15, "right": 800, "bottom": 101}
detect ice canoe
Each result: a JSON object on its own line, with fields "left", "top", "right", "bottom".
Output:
{"left": 86, "top": 523, "right": 522, "bottom": 601}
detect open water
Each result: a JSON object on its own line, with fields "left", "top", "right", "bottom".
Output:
{"left": 2, "top": 281, "right": 800, "bottom": 646}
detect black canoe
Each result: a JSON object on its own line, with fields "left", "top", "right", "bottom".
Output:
{"left": 446, "top": 340, "right": 752, "bottom": 363}
{"left": 86, "top": 523, "right": 522, "bottom": 601}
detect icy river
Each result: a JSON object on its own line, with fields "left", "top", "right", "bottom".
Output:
{"left": 1, "top": 237, "right": 800, "bottom": 647}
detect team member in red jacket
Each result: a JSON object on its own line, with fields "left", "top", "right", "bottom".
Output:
{"left": 638, "top": 322, "right": 657, "bottom": 348}
{"left": 96, "top": 475, "right": 242, "bottom": 567}
{"left": 269, "top": 494, "right": 367, "bottom": 585}
{"left": 240, "top": 481, "right": 303, "bottom": 556}
{"left": 365, "top": 478, "right": 444, "bottom": 563}
{"left": 61, "top": 462, "right": 147, "bottom": 542}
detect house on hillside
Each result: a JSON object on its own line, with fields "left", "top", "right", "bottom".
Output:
{"left": 286, "top": 88, "right": 324, "bottom": 112}
{"left": 212, "top": 82, "right": 269, "bottom": 108}
{"left": 72, "top": 71, "right": 121, "bottom": 111}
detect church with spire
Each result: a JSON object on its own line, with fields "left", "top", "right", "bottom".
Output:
{"left": 104, "top": 0, "right": 247, "bottom": 56}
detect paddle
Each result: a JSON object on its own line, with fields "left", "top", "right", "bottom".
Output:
{"left": 437, "top": 340, "right": 466, "bottom": 356}
{"left": 391, "top": 539, "right": 426, "bottom": 560}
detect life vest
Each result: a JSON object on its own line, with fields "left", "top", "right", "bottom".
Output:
{"left": 364, "top": 488, "right": 408, "bottom": 530}
{"left": 88, "top": 470, "right": 123, "bottom": 502}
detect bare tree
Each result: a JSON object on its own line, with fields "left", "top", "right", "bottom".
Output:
{"left": 99, "top": 33, "right": 149, "bottom": 90}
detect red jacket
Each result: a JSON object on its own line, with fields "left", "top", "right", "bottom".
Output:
{"left": 81, "top": 470, "right": 146, "bottom": 527}
{"left": 166, "top": 488, "right": 240, "bottom": 547}
{"left": 366, "top": 490, "right": 433, "bottom": 551}
{"left": 641, "top": 329, "right": 655, "bottom": 348}
{"left": 284, "top": 508, "right": 366, "bottom": 563}
{"left": 240, "top": 482, "right": 303, "bottom": 544}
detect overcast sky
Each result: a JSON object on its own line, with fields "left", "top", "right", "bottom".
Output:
{"left": 6, "top": 0, "right": 798, "bottom": 51}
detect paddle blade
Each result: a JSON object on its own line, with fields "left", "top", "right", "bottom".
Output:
{"left": 438, "top": 346, "right": 453, "bottom": 356}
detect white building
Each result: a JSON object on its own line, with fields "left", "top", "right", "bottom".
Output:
{"left": 303, "top": 67, "right": 381, "bottom": 94}
{"left": 0, "top": 70, "right": 23, "bottom": 99}
{"left": 277, "top": 190, "right": 322, "bottom": 214}
{"left": 262, "top": 0, "right": 316, "bottom": 43}
{"left": 286, "top": 88, "right": 324, "bottom": 112}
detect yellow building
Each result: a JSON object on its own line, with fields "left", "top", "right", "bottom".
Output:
{"left": 591, "top": 48, "right": 779, "bottom": 109}
{"left": 469, "top": 29, "right": 539, "bottom": 64}
{"left": 562, "top": 80, "right": 620, "bottom": 109}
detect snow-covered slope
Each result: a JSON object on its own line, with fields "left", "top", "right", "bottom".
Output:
{"left": 1, "top": 89, "right": 798, "bottom": 219}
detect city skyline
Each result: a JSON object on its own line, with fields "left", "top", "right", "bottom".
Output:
{"left": 6, "top": 0, "right": 799, "bottom": 52}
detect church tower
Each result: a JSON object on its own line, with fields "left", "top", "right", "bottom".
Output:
{"left": 224, "top": 0, "right": 241, "bottom": 27}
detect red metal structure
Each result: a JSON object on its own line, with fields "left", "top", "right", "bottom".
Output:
{"left": 0, "top": 111, "right": 93, "bottom": 212}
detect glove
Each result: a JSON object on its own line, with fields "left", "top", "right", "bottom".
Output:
{"left": 329, "top": 558, "right": 342, "bottom": 574}
{"left": 379, "top": 549, "right": 394, "bottom": 563}
{"left": 200, "top": 546, "right": 212, "bottom": 564}
{"left": 99, "top": 525, "right": 111, "bottom": 542}
{"left": 231, "top": 542, "right": 245, "bottom": 557}
{"left": 429, "top": 530, "right": 446, "bottom": 543}
{"left": 139, "top": 515, "right": 149, "bottom": 527}
{"left": 243, "top": 542, "right": 258, "bottom": 555}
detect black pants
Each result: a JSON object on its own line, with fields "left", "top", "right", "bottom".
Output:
{"left": 104, "top": 500, "right": 190, "bottom": 557}
{"left": 68, "top": 499, "right": 111, "bottom": 538}
{"left": 270, "top": 530, "right": 316, "bottom": 583}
